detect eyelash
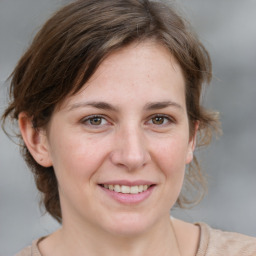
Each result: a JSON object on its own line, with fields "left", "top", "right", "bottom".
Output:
{"left": 81, "top": 115, "right": 109, "bottom": 127}
{"left": 147, "top": 114, "right": 175, "bottom": 126}
{"left": 80, "top": 114, "right": 175, "bottom": 129}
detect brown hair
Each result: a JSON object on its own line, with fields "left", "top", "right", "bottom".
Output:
{"left": 2, "top": 0, "right": 219, "bottom": 222}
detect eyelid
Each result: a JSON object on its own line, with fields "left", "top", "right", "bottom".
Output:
{"left": 146, "top": 114, "right": 176, "bottom": 125}
{"left": 80, "top": 113, "right": 175, "bottom": 127}
{"left": 81, "top": 114, "right": 110, "bottom": 126}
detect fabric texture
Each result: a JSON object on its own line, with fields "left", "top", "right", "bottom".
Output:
{"left": 15, "top": 222, "right": 256, "bottom": 256}
{"left": 195, "top": 223, "right": 256, "bottom": 256}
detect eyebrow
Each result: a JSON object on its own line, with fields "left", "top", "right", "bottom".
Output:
{"left": 68, "top": 101, "right": 118, "bottom": 112}
{"left": 67, "top": 100, "right": 183, "bottom": 112}
{"left": 144, "top": 101, "right": 183, "bottom": 111}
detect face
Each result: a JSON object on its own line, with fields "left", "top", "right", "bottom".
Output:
{"left": 42, "top": 41, "right": 195, "bottom": 236}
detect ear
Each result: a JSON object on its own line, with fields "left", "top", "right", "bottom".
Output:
{"left": 18, "top": 112, "right": 52, "bottom": 167}
{"left": 186, "top": 121, "right": 199, "bottom": 164}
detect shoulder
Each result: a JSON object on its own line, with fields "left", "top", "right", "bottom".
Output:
{"left": 15, "top": 239, "right": 42, "bottom": 256}
{"left": 196, "top": 222, "right": 256, "bottom": 256}
{"left": 15, "top": 245, "right": 32, "bottom": 256}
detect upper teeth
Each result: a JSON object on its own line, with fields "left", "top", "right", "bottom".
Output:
{"left": 103, "top": 184, "right": 149, "bottom": 194}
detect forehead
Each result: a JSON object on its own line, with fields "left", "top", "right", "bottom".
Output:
{"left": 61, "top": 41, "right": 186, "bottom": 110}
{"left": 91, "top": 41, "right": 183, "bottom": 83}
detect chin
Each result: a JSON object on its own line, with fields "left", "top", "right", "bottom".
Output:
{"left": 102, "top": 212, "right": 156, "bottom": 237}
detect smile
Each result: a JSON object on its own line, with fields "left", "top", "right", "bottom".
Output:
{"left": 100, "top": 184, "right": 151, "bottom": 194}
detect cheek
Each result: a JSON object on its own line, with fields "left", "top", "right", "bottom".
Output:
{"left": 152, "top": 135, "right": 189, "bottom": 190}
{"left": 153, "top": 136, "right": 190, "bottom": 172}
{"left": 49, "top": 133, "right": 110, "bottom": 183}
{"left": 152, "top": 138, "right": 188, "bottom": 208}
{"left": 156, "top": 147, "right": 186, "bottom": 183}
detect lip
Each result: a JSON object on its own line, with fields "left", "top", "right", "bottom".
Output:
{"left": 99, "top": 180, "right": 155, "bottom": 186}
{"left": 98, "top": 183, "right": 156, "bottom": 204}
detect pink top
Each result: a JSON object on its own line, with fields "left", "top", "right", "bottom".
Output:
{"left": 15, "top": 222, "right": 256, "bottom": 256}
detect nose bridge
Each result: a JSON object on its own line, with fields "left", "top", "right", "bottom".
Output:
{"left": 111, "top": 123, "right": 150, "bottom": 170}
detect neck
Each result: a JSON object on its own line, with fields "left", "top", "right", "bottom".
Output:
{"left": 45, "top": 215, "right": 181, "bottom": 256}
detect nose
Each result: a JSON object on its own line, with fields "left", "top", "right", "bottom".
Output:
{"left": 110, "top": 126, "right": 151, "bottom": 171}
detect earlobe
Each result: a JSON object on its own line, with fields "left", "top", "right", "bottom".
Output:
{"left": 186, "top": 121, "right": 199, "bottom": 164}
{"left": 18, "top": 112, "right": 52, "bottom": 167}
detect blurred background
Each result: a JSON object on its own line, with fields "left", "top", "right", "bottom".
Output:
{"left": 0, "top": 0, "right": 255, "bottom": 255}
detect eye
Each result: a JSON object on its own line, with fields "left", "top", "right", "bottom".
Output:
{"left": 81, "top": 115, "right": 108, "bottom": 126}
{"left": 147, "top": 114, "right": 174, "bottom": 126}
{"left": 152, "top": 116, "right": 166, "bottom": 125}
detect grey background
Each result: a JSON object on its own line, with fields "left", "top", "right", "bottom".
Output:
{"left": 0, "top": 0, "right": 255, "bottom": 255}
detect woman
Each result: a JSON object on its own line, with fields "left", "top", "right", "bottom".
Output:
{"left": 2, "top": 0, "right": 256, "bottom": 255}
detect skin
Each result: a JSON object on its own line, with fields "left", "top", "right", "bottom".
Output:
{"left": 19, "top": 41, "right": 199, "bottom": 256}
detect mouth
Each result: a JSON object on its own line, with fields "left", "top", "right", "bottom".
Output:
{"left": 99, "top": 184, "right": 155, "bottom": 194}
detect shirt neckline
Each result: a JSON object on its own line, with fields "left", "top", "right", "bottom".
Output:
{"left": 31, "top": 222, "right": 210, "bottom": 256}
